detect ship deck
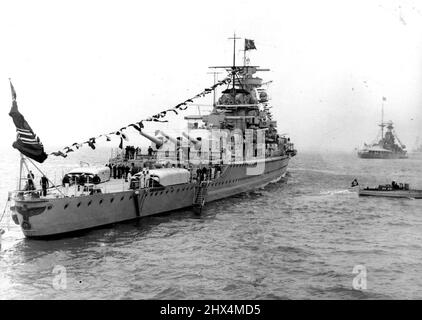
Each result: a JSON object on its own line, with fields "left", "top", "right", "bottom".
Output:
{"left": 13, "top": 178, "right": 135, "bottom": 202}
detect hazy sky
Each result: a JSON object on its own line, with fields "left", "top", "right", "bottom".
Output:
{"left": 1, "top": 0, "right": 422, "bottom": 154}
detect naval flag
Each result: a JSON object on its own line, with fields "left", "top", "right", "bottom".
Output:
{"left": 8, "top": 80, "right": 48, "bottom": 163}
{"left": 245, "top": 39, "right": 257, "bottom": 50}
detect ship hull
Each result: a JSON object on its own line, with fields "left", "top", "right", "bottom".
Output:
{"left": 357, "top": 151, "right": 408, "bottom": 159}
{"left": 13, "top": 156, "right": 290, "bottom": 238}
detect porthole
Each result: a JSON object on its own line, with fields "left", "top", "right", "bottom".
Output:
{"left": 120, "top": 196, "right": 124, "bottom": 201}
{"left": 110, "top": 198, "right": 114, "bottom": 203}
{"left": 47, "top": 205, "right": 53, "bottom": 210}
{"left": 88, "top": 200, "right": 92, "bottom": 206}
{"left": 77, "top": 202, "right": 81, "bottom": 207}
{"left": 99, "top": 199, "right": 103, "bottom": 204}
{"left": 129, "top": 196, "right": 133, "bottom": 200}
{"left": 64, "top": 204, "right": 69, "bottom": 209}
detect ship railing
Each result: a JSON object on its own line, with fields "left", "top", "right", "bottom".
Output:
{"left": 9, "top": 189, "right": 48, "bottom": 201}
{"left": 109, "top": 154, "right": 157, "bottom": 164}
{"left": 215, "top": 104, "right": 260, "bottom": 108}
{"left": 110, "top": 148, "right": 157, "bottom": 162}
{"left": 10, "top": 182, "right": 108, "bottom": 201}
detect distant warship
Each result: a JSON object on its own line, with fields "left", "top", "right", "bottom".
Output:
{"left": 358, "top": 108, "right": 407, "bottom": 159}
{"left": 6, "top": 36, "right": 297, "bottom": 238}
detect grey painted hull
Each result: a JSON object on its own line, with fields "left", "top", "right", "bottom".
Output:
{"left": 357, "top": 151, "right": 408, "bottom": 159}
{"left": 13, "top": 157, "right": 290, "bottom": 238}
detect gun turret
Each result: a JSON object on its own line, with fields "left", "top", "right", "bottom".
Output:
{"left": 139, "top": 130, "right": 164, "bottom": 149}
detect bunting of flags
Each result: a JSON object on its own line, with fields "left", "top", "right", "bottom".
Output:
{"left": 49, "top": 76, "right": 232, "bottom": 157}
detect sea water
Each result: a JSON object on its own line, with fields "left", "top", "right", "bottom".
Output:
{"left": 1, "top": 150, "right": 422, "bottom": 299}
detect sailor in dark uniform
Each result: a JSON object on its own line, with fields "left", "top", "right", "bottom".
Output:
{"left": 201, "top": 167, "right": 208, "bottom": 181}
{"left": 112, "top": 164, "right": 117, "bottom": 179}
{"left": 79, "top": 174, "right": 86, "bottom": 186}
{"left": 130, "top": 163, "right": 136, "bottom": 175}
{"left": 117, "top": 165, "right": 122, "bottom": 179}
{"left": 62, "top": 174, "right": 70, "bottom": 186}
{"left": 27, "top": 171, "right": 35, "bottom": 190}
{"left": 40, "top": 176, "right": 49, "bottom": 196}
{"left": 196, "top": 167, "right": 202, "bottom": 183}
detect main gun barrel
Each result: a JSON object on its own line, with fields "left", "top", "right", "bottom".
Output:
{"left": 139, "top": 130, "right": 164, "bottom": 148}
{"left": 157, "top": 130, "right": 180, "bottom": 146}
{"left": 182, "top": 132, "right": 202, "bottom": 149}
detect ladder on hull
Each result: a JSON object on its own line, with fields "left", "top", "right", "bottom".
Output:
{"left": 193, "top": 181, "right": 210, "bottom": 215}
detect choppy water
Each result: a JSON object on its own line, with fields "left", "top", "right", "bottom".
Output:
{"left": 1, "top": 150, "right": 422, "bottom": 299}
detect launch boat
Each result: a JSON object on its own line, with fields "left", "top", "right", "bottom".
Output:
{"left": 357, "top": 107, "right": 407, "bottom": 159}
{"left": 359, "top": 183, "right": 422, "bottom": 199}
{"left": 6, "top": 37, "right": 297, "bottom": 238}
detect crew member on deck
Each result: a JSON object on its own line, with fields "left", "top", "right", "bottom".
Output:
{"left": 117, "top": 165, "right": 122, "bottom": 179}
{"left": 196, "top": 167, "right": 202, "bottom": 183}
{"left": 62, "top": 174, "right": 70, "bottom": 186}
{"left": 112, "top": 164, "right": 117, "bottom": 179}
{"left": 27, "top": 171, "right": 35, "bottom": 190}
{"left": 78, "top": 174, "right": 86, "bottom": 191}
{"left": 130, "top": 163, "right": 136, "bottom": 176}
{"left": 201, "top": 167, "right": 208, "bottom": 181}
{"left": 40, "top": 176, "right": 49, "bottom": 196}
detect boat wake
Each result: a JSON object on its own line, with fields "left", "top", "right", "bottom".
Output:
{"left": 319, "top": 189, "right": 357, "bottom": 196}
{"left": 260, "top": 173, "right": 287, "bottom": 189}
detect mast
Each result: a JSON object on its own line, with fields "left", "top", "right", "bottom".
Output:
{"left": 18, "top": 154, "right": 24, "bottom": 190}
{"left": 381, "top": 103, "right": 384, "bottom": 139}
{"left": 207, "top": 71, "right": 220, "bottom": 107}
{"left": 378, "top": 99, "right": 386, "bottom": 144}
{"left": 228, "top": 33, "right": 241, "bottom": 97}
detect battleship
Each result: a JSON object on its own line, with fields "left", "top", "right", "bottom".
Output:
{"left": 357, "top": 108, "right": 407, "bottom": 159}
{"left": 5, "top": 37, "right": 296, "bottom": 238}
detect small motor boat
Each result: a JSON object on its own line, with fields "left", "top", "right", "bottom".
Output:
{"left": 358, "top": 182, "right": 422, "bottom": 199}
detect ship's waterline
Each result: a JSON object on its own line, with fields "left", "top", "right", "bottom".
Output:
{"left": 14, "top": 157, "right": 290, "bottom": 238}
